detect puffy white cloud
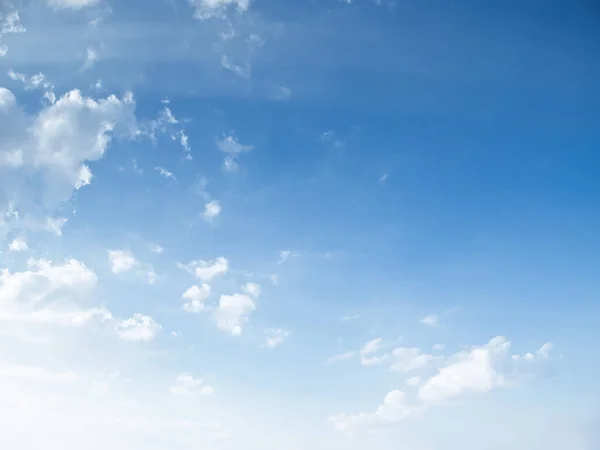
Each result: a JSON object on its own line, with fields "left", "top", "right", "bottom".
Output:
{"left": 418, "top": 336, "right": 510, "bottom": 404}
{"left": 0, "top": 88, "right": 138, "bottom": 219}
{"left": 180, "top": 257, "right": 228, "bottom": 281}
{"left": 117, "top": 313, "right": 161, "bottom": 342}
{"left": 189, "top": 0, "right": 250, "bottom": 20}
{"left": 264, "top": 328, "right": 289, "bottom": 348}
{"left": 420, "top": 315, "right": 438, "bottom": 326}
{"left": 107, "top": 249, "right": 138, "bottom": 273}
{"left": 182, "top": 284, "right": 211, "bottom": 313}
{"left": 213, "top": 293, "right": 256, "bottom": 335}
{"left": 360, "top": 337, "right": 382, "bottom": 356}
{"left": 8, "top": 70, "right": 53, "bottom": 91}
{"left": 8, "top": 237, "right": 27, "bottom": 252}
{"left": 0, "top": 258, "right": 110, "bottom": 327}
{"left": 330, "top": 390, "right": 415, "bottom": 433}
{"left": 170, "top": 373, "right": 214, "bottom": 396}
{"left": 47, "top": 0, "right": 101, "bottom": 9}
{"left": 327, "top": 351, "right": 356, "bottom": 364}
{"left": 202, "top": 200, "right": 221, "bottom": 222}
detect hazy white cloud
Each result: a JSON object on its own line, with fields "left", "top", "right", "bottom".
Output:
{"left": 341, "top": 313, "right": 360, "bottom": 322}
{"left": 182, "top": 284, "right": 211, "bottom": 313}
{"left": 83, "top": 46, "right": 99, "bottom": 70}
{"left": 389, "top": 347, "right": 435, "bottom": 373}
{"left": 220, "top": 54, "right": 250, "bottom": 78}
{"left": 170, "top": 373, "right": 214, "bottom": 396}
{"left": 202, "top": 200, "right": 221, "bottom": 222}
{"left": 360, "top": 337, "right": 383, "bottom": 356}
{"left": 108, "top": 250, "right": 138, "bottom": 273}
{"left": 278, "top": 250, "right": 297, "bottom": 264}
{"left": 217, "top": 134, "right": 253, "bottom": 171}
{"left": 155, "top": 166, "right": 176, "bottom": 180}
{"left": 8, "top": 237, "right": 27, "bottom": 252}
{"left": 8, "top": 70, "right": 53, "bottom": 91}
{"left": 150, "top": 243, "right": 164, "bottom": 254}
{"left": 189, "top": 0, "right": 250, "bottom": 20}
{"left": 327, "top": 351, "right": 356, "bottom": 364}
{"left": 1, "top": 12, "right": 25, "bottom": 35}
{"left": 420, "top": 315, "right": 438, "bottom": 326}
{"left": 242, "top": 282, "right": 261, "bottom": 298}
{"left": 264, "top": 328, "right": 289, "bottom": 348}
{"left": 117, "top": 313, "right": 161, "bottom": 342}
{"left": 406, "top": 376, "right": 422, "bottom": 387}
{"left": 47, "top": 0, "right": 101, "bottom": 9}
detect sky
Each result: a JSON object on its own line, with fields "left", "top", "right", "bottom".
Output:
{"left": 0, "top": 0, "right": 599, "bottom": 449}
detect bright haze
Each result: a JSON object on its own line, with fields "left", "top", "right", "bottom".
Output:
{"left": 0, "top": 1, "right": 599, "bottom": 449}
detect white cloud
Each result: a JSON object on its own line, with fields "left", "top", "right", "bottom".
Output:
{"left": 242, "top": 282, "right": 261, "bottom": 298}
{"left": 389, "top": 347, "right": 435, "bottom": 373}
{"left": 278, "top": 250, "right": 297, "bottom": 264}
{"left": 0, "top": 258, "right": 111, "bottom": 327}
{"left": 170, "top": 373, "right": 214, "bottom": 396}
{"left": 327, "top": 351, "right": 356, "bottom": 364}
{"left": 360, "top": 337, "right": 382, "bottom": 356}
{"left": 0, "top": 45, "right": 7, "bottom": 57}
{"left": 341, "top": 313, "right": 360, "bottom": 322}
{"left": 83, "top": 46, "right": 99, "bottom": 70}
{"left": 406, "top": 376, "right": 422, "bottom": 387}
{"left": 1, "top": 12, "right": 25, "bottom": 34}
{"left": 47, "top": 0, "right": 101, "bottom": 9}
{"left": 8, "top": 70, "right": 53, "bottom": 91}
{"left": 107, "top": 249, "right": 138, "bottom": 273}
{"left": 0, "top": 88, "right": 137, "bottom": 217}
{"left": 8, "top": 237, "right": 28, "bottom": 252}
{"left": 361, "top": 354, "right": 389, "bottom": 366}
{"left": 432, "top": 343, "right": 445, "bottom": 351}
{"left": 150, "top": 243, "right": 164, "bottom": 254}
{"left": 182, "top": 284, "right": 211, "bottom": 313}
{"left": 330, "top": 390, "right": 415, "bottom": 433}
{"left": 117, "top": 313, "right": 161, "bottom": 342}
{"left": 264, "top": 328, "right": 289, "bottom": 348}
{"left": 155, "top": 166, "right": 176, "bottom": 180}
{"left": 213, "top": 293, "right": 256, "bottom": 335}
{"left": 217, "top": 134, "right": 253, "bottom": 171}
{"left": 202, "top": 200, "right": 221, "bottom": 222}
{"left": 179, "top": 257, "right": 228, "bottom": 281}
{"left": 189, "top": 0, "right": 250, "bottom": 20}
{"left": 418, "top": 336, "right": 510, "bottom": 404}
{"left": 420, "top": 315, "right": 438, "bottom": 326}
{"left": 220, "top": 54, "right": 250, "bottom": 78}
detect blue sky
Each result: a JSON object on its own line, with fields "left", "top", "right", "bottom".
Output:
{"left": 0, "top": 0, "right": 599, "bottom": 449}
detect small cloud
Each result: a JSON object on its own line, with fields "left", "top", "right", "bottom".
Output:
{"left": 8, "top": 237, "right": 28, "bottom": 252}
{"left": 150, "top": 243, "right": 164, "bottom": 254}
{"left": 155, "top": 166, "right": 176, "bottom": 180}
{"left": 406, "top": 376, "right": 422, "bottom": 387}
{"left": 274, "top": 85, "right": 292, "bottom": 100}
{"left": 189, "top": 0, "right": 250, "bottom": 20}
{"left": 179, "top": 257, "right": 228, "bottom": 282}
{"left": 202, "top": 200, "right": 221, "bottom": 222}
{"left": 218, "top": 134, "right": 253, "bottom": 171}
{"left": 432, "top": 344, "right": 445, "bottom": 352}
{"left": 108, "top": 249, "right": 138, "bottom": 273}
{"left": 379, "top": 173, "right": 389, "bottom": 183}
{"left": 170, "top": 373, "right": 214, "bottom": 396}
{"left": 264, "top": 328, "right": 290, "bottom": 348}
{"left": 47, "top": 0, "right": 101, "bottom": 9}
{"left": 420, "top": 315, "right": 438, "bottom": 327}
{"left": 360, "top": 338, "right": 383, "bottom": 356}
{"left": 327, "top": 351, "right": 356, "bottom": 364}
{"left": 220, "top": 54, "right": 250, "bottom": 78}
{"left": 278, "top": 250, "right": 297, "bottom": 264}
{"left": 242, "top": 282, "right": 261, "bottom": 298}
{"left": 83, "top": 46, "right": 99, "bottom": 70}
{"left": 117, "top": 313, "right": 161, "bottom": 342}
{"left": 341, "top": 313, "right": 360, "bottom": 322}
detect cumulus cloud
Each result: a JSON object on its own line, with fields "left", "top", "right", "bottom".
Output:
{"left": 360, "top": 337, "right": 383, "bottom": 356}
{"left": 0, "top": 88, "right": 138, "bottom": 222}
{"left": 117, "top": 313, "right": 161, "bottom": 342}
{"left": 202, "top": 200, "right": 221, "bottom": 222}
{"left": 213, "top": 292, "right": 256, "bottom": 335}
{"left": 331, "top": 336, "right": 555, "bottom": 433}
{"left": 182, "top": 284, "right": 211, "bottom": 313}
{"left": 0, "top": 258, "right": 112, "bottom": 327}
{"left": 8, "top": 237, "right": 28, "bottom": 252}
{"left": 170, "top": 373, "right": 214, "bottom": 396}
{"left": 107, "top": 249, "right": 138, "bottom": 273}
{"left": 179, "top": 257, "right": 228, "bottom": 281}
